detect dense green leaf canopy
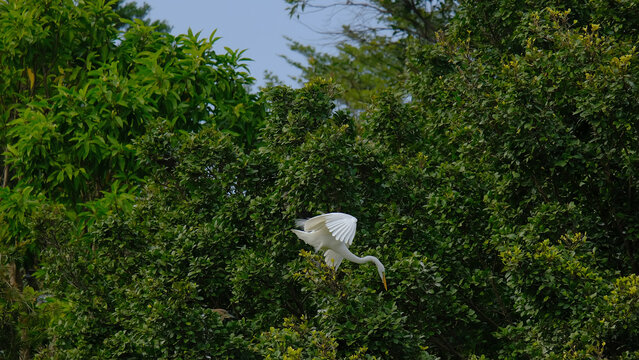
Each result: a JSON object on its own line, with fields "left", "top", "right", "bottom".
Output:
{"left": 2, "top": 0, "right": 639, "bottom": 359}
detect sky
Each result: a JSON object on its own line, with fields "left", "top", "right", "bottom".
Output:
{"left": 145, "top": 0, "right": 344, "bottom": 88}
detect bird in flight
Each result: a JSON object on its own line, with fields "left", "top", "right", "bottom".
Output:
{"left": 292, "top": 212, "right": 387, "bottom": 290}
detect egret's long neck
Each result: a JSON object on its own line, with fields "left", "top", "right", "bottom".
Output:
{"left": 341, "top": 249, "right": 383, "bottom": 271}
{"left": 341, "top": 247, "right": 387, "bottom": 290}
{"left": 340, "top": 247, "right": 366, "bottom": 264}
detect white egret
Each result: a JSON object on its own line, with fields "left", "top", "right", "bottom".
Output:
{"left": 292, "top": 212, "right": 387, "bottom": 290}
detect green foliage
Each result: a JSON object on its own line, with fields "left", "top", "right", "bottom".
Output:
{"left": 285, "top": 38, "right": 405, "bottom": 110}
{"left": 3, "top": 0, "right": 639, "bottom": 359}
{"left": 37, "top": 127, "right": 254, "bottom": 359}
{"left": 113, "top": 0, "right": 172, "bottom": 32}
{"left": 31, "top": 79, "right": 438, "bottom": 359}
{"left": 4, "top": 20, "right": 261, "bottom": 205}
{"left": 403, "top": 2, "right": 639, "bottom": 358}
{"left": 283, "top": 0, "right": 457, "bottom": 110}
{"left": 0, "top": 0, "right": 263, "bottom": 358}
{"left": 253, "top": 316, "right": 341, "bottom": 360}
{"left": 291, "top": 251, "right": 428, "bottom": 359}
{"left": 0, "top": 186, "right": 44, "bottom": 257}
{"left": 285, "top": 0, "right": 456, "bottom": 42}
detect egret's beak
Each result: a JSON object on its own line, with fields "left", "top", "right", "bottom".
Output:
{"left": 382, "top": 273, "right": 388, "bottom": 291}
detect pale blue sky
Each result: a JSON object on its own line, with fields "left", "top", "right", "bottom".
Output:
{"left": 145, "top": 0, "right": 343, "bottom": 88}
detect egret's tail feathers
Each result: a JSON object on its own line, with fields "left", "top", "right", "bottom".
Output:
{"left": 291, "top": 229, "right": 322, "bottom": 251}
{"left": 324, "top": 249, "right": 344, "bottom": 270}
{"left": 295, "top": 219, "right": 307, "bottom": 229}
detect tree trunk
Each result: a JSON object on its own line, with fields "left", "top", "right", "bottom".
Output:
{"left": 20, "top": 333, "right": 31, "bottom": 360}
{"left": 5, "top": 149, "right": 30, "bottom": 359}
{"left": 9, "top": 263, "right": 31, "bottom": 360}
{"left": 8, "top": 261, "right": 21, "bottom": 289}
{"left": 3, "top": 145, "right": 8, "bottom": 187}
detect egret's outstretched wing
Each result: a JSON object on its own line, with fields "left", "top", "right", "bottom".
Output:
{"left": 298, "top": 212, "right": 358, "bottom": 245}
{"left": 324, "top": 213, "right": 357, "bottom": 245}
{"left": 299, "top": 214, "right": 326, "bottom": 232}
{"left": 291, "top": 229, "right": 322, "bottom": 252}
{"left": 295, "top": 219, "right": 307, "bottom": 229}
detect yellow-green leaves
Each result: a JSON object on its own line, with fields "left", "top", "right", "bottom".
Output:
{"left": 26, "top": 67, "right": 34, "bottom": 90}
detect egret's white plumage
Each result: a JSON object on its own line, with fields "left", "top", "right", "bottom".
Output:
{"left": 292, "top": 212, "right": 387, "bottom": 290}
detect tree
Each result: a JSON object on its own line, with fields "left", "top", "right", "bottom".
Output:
{"left": 0, "top": 0, "right": 262, "bottom": 358}
{"left": 283, "top": 0, "right": 457, "bottom": 109}
{"left": 38, "top": 79, "right": 439, "bottom": 359}
{"left": 4, "top": 0, "right": 639, "bottom": 359}
{"left": 402, "top": 2, "right": 639, "bottom": 357}
{"left": 285, "top": 0, "right": 457, "bottom": 42}
{"left": 113, "top": 0, "right": 172, "bottom": 32}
